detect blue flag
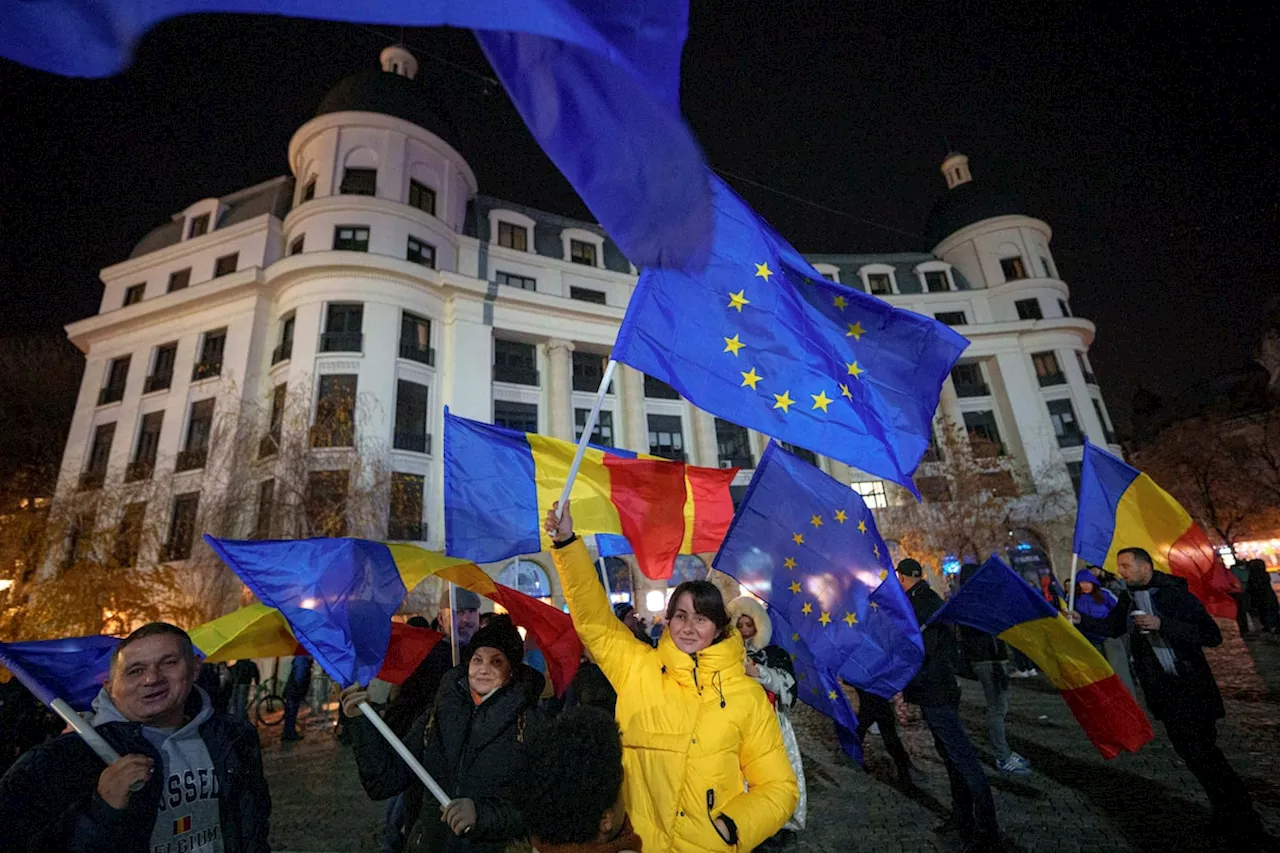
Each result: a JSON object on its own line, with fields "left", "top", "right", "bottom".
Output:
{"left": 713, "top": 443, "right": 924, "bottom": 758}
{"left": 0, "top": 636, "right": 120, "bottom": 711}
{"left": 0, "top": 2, "right": 709, "bottom": 269}
{"left": 205, "top": 536, "right": 407, "bottom": 687}
{"left": 614, "top": 175, "right": 969, "bottom": 492}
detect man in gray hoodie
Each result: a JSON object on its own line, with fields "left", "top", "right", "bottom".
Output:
{"left": 0, "top": 622, "right": 271, "bottom": 853}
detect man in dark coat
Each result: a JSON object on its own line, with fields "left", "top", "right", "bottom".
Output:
{"left": 0, "top": 622, "right": 270, "bottom": 853}
{"left": 1074, "top": 547, "right": 1267, "bottom": 845}
{"left": 897, "top": 558, "right": 1000, "bottom": 853}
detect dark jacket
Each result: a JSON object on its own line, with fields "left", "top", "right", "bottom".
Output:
{"left": 384, "top": 638, "right": 455, "bottom": 737}
{"left": 902, "top": 582, "right": 961, "bottom": 707}
{"left": 958, "top": 626, "right": 1008, "bottom": 666}
{"left": 1077, "top": 572, "right": 1223, "bottom": 721}
{"left": 351, "top": 663, "right": 544, "bottom": 853}
{"left": 0, "top": 688, "right": 270, "bottom": 853}
{"left": 230, "top": 659, "right": 261, "bottom": 687}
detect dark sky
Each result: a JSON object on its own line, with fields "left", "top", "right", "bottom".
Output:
{"left": 0, "top": 2, "right": 1274, "bottom": 428}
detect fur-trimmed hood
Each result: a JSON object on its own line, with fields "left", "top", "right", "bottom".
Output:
{"left": 727, "top": 595, "right": 772, "bottom": 651}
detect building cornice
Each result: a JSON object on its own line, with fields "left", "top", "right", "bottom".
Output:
{"left": 99, "top": 214, "right": 277, "bottom": 284}
{"left": 933, "top": 214, "right": 1053, "bottom": 255}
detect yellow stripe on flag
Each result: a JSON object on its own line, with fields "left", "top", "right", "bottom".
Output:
{"left": 680, "top": 470, "right": 696, "bottom": 554}
{"left": 527, "top": 435, "right": 623, "bottom": 552}
{"left": 189, "top": 603, "right": 299, "bottom": 663}
{"left": 1105, "top": 473, "right": 1194, "bottom": 577}
{"left": 387, "top": 544, "right": 473, "bottom": 590}
{"left": 998, "top": 614, "right": 1114, "bottom": 691}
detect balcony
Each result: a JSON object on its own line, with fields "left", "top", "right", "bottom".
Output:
{"left": 191, "top": 361, "right": 222, "bottom": 382}
{"left": 144, "top": 373, "right": 172, "bottom": 393}
{"left": 271, "top": 342, "right": 292, "bottom": 365}
{"left": 393, "top": 431, "right": 432, "bottom": 454}
{"left": 399, "top": 342, "right": 435, "bottom": 366}
{"left": 954, "top": 381, "right": 990, "bottom": 398}
{"left": 98, "top": 385, "right": 125, "bottom": 405}
{"left": 175, "top": 448, "right": 207, "bottom": 472}
{"left": 493, "top": 365, "right": 539, "bottom": 386}
{"left": 124, "top": 460, "right": 154, "bottom": 483}
{"left": 78, "top": 470, "right": 106, "bottom": 491}
{"left": 319, "top": 331, "right": 363, "bottom": 354}
{"left": 388, "top": 521, "right": 428, "bottom": 541}
{"left": 258, "top": 433, "right": 280, "bottom": 459}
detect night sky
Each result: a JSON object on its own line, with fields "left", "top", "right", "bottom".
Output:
{"left": 0, "top": 3, "right": 1273, "bottom": 428}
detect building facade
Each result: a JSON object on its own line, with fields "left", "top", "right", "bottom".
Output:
{"left": 50, "top": 48, "right": 1121, "bottom": 614}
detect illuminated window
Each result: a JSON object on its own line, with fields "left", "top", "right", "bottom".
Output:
{"left": 851, "top": 480, "right": 887, "bottom": 509}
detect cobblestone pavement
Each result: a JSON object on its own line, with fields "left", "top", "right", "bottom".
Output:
{"left": 265, "top": 626, "right": 1280, "bottom": 852}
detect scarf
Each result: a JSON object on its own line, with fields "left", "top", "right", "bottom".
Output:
{"left": 1130, "top": 588, "right": 1179, "bottom": 676}
{"left": 533, "top": 817, "right": 643, "bottom": 853}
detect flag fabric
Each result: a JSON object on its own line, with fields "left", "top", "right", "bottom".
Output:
{"left": 613, "top": 174, "right": 969, "bottom": 493}
{"left": 0, "top": 1, "right": 710, "bottom": 270}
{"left": 930, "top": 556, "right": 1153, "bottom": 759}
{"left": 443, "top": 409, "right": 736, "bottom": 579}
{"left": 714, "top": 442, "right": 924, "bottom": 698}
{"left": 1074, "top": 441, "right": 1238, "bottom": 618}
{"left": 0, "top": 636, "right": 120, "bottom": 711}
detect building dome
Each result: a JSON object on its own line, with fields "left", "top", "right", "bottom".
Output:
{"left": 314, "top": 47, "right": 459, "bottom": 145}
{"left": 925, "top": 153, "right": 1030, "bottom": 245}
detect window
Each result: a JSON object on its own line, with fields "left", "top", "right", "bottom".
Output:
{"left": 1058, "top": 299, "right": 1072, "bottom": 317}
{"left": 1066, "top": 461, "right": 1083, "bottom": 496}
{"left": 389, "top": 473, "right": 426, "bottom": 540}
{"left": 920, "top": 425, "right": 942, "bottom": 463}
{"left": 569, "top": 239, "right": 597, "bottom": 267}
{"left": 146, "top": 343, "right": 177, "bottom": 392}
{"left": 123, "top": 283, "right": 145, "bottom": 306}
{"left": 321, "top": 303, "right": 364, "bottom": 353}
{"left": 63, "top": 509, "right": 96, "bottom": 568}
{"left": 851, "top": 480, "right": 888, "bottom": 509}
{"left": 408, "top": 180, "right": 436, "bottom": 216}
{"left": 99, "top": 356, "right": 130, "bottom": 405}
{"left": 779, "top": 442, "right": 818, "bottom": 465}
{"left": 1032, "top": 351, "right": 1066, "bottom": 387}
{"left": 647, "top": 414, "right": 685, "bottom": 461}
{"left": 570, "top": 286, "right": 607, "bottom": 305}
{"left": 312, "top": 374, "right": 357, "bottom": 448}
{"left": 572, "top": 350, "right": 611, "bottom": 393}
{"left": 177, "top": 398, "right": 214, "bottom": 470}
{"left": 340, "top": 167, "right": 377, "bottom": 196}
{"left": 1047, "top": 398, "right": 1084, "bottom": 448}
{"left": 273, "top": 314, "right": 295, "bottom": 365}
{"left": 167, "top": 268, "right": 191, "bottom": 293}
{"left": 253, "top": 479, "right": 275, "bottom": 539}
{"left": 670, "top": 556, "right": 705, "bottom": 586}
{"left": 575, "top": 409, "right": 614, "bottom": 447}
{"left": 715, "top": 418, "right": 752, "bottom": 469}
{"left": 127, "top": 411, "right": 163, "bottom": 482}
{"left": 193, "top": 329, "right": 226, "bottom": 380}
{"left": 81, "top": 422, "right": 115, "bottom": 490}
{"left": 916, "top": 476, "right": 951, "bottom": 502}
{"left": 866, "top": 273, "right": 893, "bottom": 295}
{"left": 301, "top": 178, "right": 316, "bottom": 203}
{"left": 333, "top": 226, "right": 370, "bottom": 252}
{"left": 213, "top": 253, "right": 238, "bottom": 277}
{"left": 978, "top": 471, "right": 1019, "bottom": 497}
{"left": 497, "top": 221, "right": 528, "bottom": 251}
{"left": 493, "top": 339, "right": 538, "bottom": 385}
{"left": 407, "top": 235, "right": 436, "bottom": 268}
{"left": 1000, "top": 256, "right": 1028, "bottom": 281}
{"left": 496, "top": 271, "right": 536, "bottom": 291}
{"left": 112, "top": 502, "right": 146, "bottom": 567}
{"left": 1042, "top": 256, "right": 1056, "bottom": 278}
{"left": 493, "top": 400, "right": 538, "bottom": 432}
{"left": 923, "top": 270, "right": 951, "bottom": 293}
{"left": 644, "top": 375, "right": 680, "bottom": 399}
{"left": 1092, "top": 399, "right": 1117, "bottom": 443}
{"left": 394, "top": 380, "right": 430, "bottom": 453}
{"left": 1076, "top": 351, "right": 1097, "bottom": 385}
{"left": 498, "top": 559, "right": 553, "bottom": 601}
{"left": 260, "top": 383, "right": 286, "bottom": 458}
{"left": 288, "top": 235, "right": 305, "bottom": 256}
{"left": 1015, "top": 298, "right": 1043, "bottom": 321}
{"left": 950, "top": 362, "right": 988, "bottom": 397}
{"left": 164, "top": 493, "right": 200, "bottom": 561}
{"left": 188, "top": 214, "right": 210, "bottom": 238}
{"left": 963, "top": 410, "right": 1004, "bottom": 457}
{"left": 399, "top": 312, "right": 433, "bottom": 365}
{"left": 934, "top": 311, "right": 967, "bottom": 326}
{"left": 306, "top": 471, "right": 349, "bottom": 537}
{"left": 597, "top": 557, "right": 632, "bottom": 602}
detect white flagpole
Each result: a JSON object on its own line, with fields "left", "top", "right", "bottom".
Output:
{"left": 554, "top": 360, "right": 618, "bottom": 520}
{"left": 594, "top": 535, "right": 614, "bottom": 601}
{"left": 448, "top": 582, "right": 460, "bottom": 666}
{"left": 1067, "top": 553, "right": 1080, "bottom": 612}
{"left": 358, "top": 702, "right": 450, "bottom": 808}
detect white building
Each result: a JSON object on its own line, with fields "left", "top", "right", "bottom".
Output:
{"left": 50, "top": 48, "right": 1120, "bottom": 612}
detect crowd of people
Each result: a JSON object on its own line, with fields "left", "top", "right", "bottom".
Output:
{"left": 1, "top": 501, "right": 1278, "bottom": 851}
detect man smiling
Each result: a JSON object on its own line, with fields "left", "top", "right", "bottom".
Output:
{"left": 0, "top": 622, "right": 271, "bottom": 853}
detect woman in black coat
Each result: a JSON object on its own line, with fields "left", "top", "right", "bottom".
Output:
{"left": 342, "top": 618, "right": 543, "bottom": 853}
{"left": 1245, "top": 559, "right": 1280, "bottom": 633}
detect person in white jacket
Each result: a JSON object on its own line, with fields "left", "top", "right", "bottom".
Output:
{"left": 727, "top": 596, "right": 807, "bottom": 839}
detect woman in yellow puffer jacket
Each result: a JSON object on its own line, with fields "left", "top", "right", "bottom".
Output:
{"left": 545, "top": 502, "right": 798, "bottom": 853}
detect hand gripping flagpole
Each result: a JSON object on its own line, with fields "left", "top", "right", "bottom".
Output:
{"left": 554, "top": 359, "right": 618, "bottom": 521}
{"left": 357, "top": 701, "right": 450, "bottom": 808}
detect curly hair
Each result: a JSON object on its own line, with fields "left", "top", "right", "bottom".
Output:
{"left": 522, "top": 707, "right": 624, "bottom": 844}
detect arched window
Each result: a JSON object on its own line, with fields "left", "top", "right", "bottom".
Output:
{"left": 498, "top": 558, "right": 552, "bottom": 603}
{"left": 669, "top": 555, "right": 706, "bottom": 586}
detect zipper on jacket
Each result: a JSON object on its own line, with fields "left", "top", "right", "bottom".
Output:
{"left": 691, "top": 652, "right": 702, "bottom": 693}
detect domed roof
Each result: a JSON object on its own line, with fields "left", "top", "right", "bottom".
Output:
{"left": 315, "top": 68, "right": 459, "bottom": 144}
{"left": 925, "top": 178, "right": 1030, "bottom": 245}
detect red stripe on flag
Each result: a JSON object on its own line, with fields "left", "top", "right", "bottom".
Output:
{"left": 602, "top": 456, "right": 688, "bottom": 580}
{"left": 688, "top": 466, "right": 738, "bottom": 553}
{"left": 1060, "top": 674, "right": 1153, "bottom": 759}
{"left": 486, "top": 582, "right": 583, "bottom": 697}
{"left": 1168, "top": 524, "right": 1240, "bottom": 619}
{"left": 375, "top": 623, "right": 444, "bottom": 685}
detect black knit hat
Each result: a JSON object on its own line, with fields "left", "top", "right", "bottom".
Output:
{"left": 464, "top": 617, "right": 525, "bottom": 669}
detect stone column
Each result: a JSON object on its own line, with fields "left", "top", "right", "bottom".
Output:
{"left": 544, "top": 338, "right": 574, "bottom": 441}
{"left": 617, "top": 364, "right": 649, "bottom": 454}
{"left": 689, "top": 406, "right": 719, "bottom": 468}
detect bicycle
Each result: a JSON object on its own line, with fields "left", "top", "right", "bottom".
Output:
{"left": 253, "top": 677, "right": 285, "bottom": 727}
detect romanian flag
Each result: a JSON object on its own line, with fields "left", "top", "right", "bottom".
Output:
{"left": 443, "top": 409, "right": 736, "bottom": 579}
{"left": 930, "top": 557, "right": 1153, "bottom": 759}
{"left": 1074, "top": 441, "right": 1238, "bottom": 618}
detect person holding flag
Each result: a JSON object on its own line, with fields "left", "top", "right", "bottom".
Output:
{"left": 546, "top": 501, "right": 798, "bottom": 853}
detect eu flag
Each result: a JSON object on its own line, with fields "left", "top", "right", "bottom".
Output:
{"left": 713, "top": 443, "right": 924, "bottom": 752}
{"left": 614, "top": 174, "right": 969, "bottom": 492}
{"left": 0, "top": 636, "right": 120, "bottom": 711}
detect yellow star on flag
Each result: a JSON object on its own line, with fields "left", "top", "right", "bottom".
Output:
{"left": 828, "top": 689, "right": 838, "bottom": 700}
{"left": 857, "top": 520, "right": 867, "bottom": 534}
{"left": 843, "top": 612, "right": 857, "bottom": 627}
{"left": 802, "top": 602, "right": 813, "bottom": 615}
{"left": 789, "top": 581, "right": 801, "bottom": 594}
{"left": 740, "top": 367, "right": 762, "bottom": 389}
{"left": 773, "top": 390, "right": 795, "bottom": 412}
{"left": 810, "top": 514, "right": 823, "bottom": 528}
{"left": 754, "top": 262, "right": 773, "bottom": 282}
{"left": 783, "top": 557, "right": 797, "bottom": 570}
{"left": 870, "top": 601, "right": 880, "bottom": 610}
{"left": 723, "top": 334, "right": 744, "bottom": 356}
{"left": 846, "top": 361, "right": 864, "bottom": 379}
{"left": 792, "top": 532, "right": 805, "bottom": 545}
{"left": 819, "top": 611, "right": 832, "bottom": 627}
{"left": 839, "top": 383, "right": 853, "bottom": 400}
{"left": 728, "top": 290, "right": 750, "bottom": 312}
{"left": 846, "top": 321, "right": 865, "bottom": 340}
{"left": 833, "top": 295, "right": 848, "bottom": 310}
{"left": 834, "top": 510, "right": 848, "bottom": 523}
{"left": 879, "top": 569, "right": 888, "bottom": 581}
{"left": 811, "top": 390, "right": 833, "bottom": 412}
{"left": 792, "top": 633, "right": 800, "bottom": 643}
{"left": 873, "top": 544, "right": 880, "bottom": 558}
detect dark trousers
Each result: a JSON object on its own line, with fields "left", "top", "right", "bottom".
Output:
{"left": 922, "top": 704, "right": 999, "bottom": 838}
{"left": 1163, "top": 716, "right": 1253, "bottom": 818}
{"left": 1233, "top": 592, "right": 1252, "bottom": 636}
{"left": 282, "top": 694, "right": 303, "bottom": 738}
{"left": 855, "top": 690, "right": 912, "bottom": 772}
